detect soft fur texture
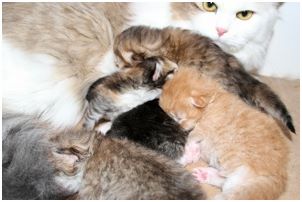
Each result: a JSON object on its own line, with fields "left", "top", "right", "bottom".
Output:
{"left": 159, "top": 67, "right": 290, "bottom": 199}
{"left": 84, "top": 58, "right": 175, "bottom": 130}
{"left": 3, "top": 3, "right": 129, "bottom": 129}
{"left": 2, "top": 2, "right": 284, "bottom": 129}
{"left": 2, "top": 113, "right": 203, "bottom": 200}
{"left": 2, "top": 113, "right": 72, "bottom": 199}
{"left": 49, "top": 131, "right": 205, "bottom": 200}
{"left": 113, "top": 25, "right": 295, "bottom": 133}
{"left": 107, "top": 99, "right": 187, "bottom": 159}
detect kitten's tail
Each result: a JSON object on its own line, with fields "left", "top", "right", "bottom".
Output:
{"left": 219, "top": 65, "right": 295, "bottom": 134}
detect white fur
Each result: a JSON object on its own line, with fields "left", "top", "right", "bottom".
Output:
{"left": 2, "top": 40, "right": 83, "bottom": 128}
{"left": 129, "top": 2, "right": 172, "bottom": 28}
{"left": 2, "top": 40, "right": 118, "bottom": 129}
{"left": 95, "top": 49, "right": 119, "bottom": 75}
{"left": 95, "top": 121, "right": 112, "bottom": 135}
{"left": 115, "top": 87, "right": 162, "bottom": 116}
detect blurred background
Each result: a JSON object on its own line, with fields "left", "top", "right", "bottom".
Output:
{"left": 261, "top": 2, "right": 300, "bottom": 79}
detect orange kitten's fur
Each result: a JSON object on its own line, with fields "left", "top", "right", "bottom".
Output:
{"left": 159, "top": 67, "right": 289, "bottom": 199}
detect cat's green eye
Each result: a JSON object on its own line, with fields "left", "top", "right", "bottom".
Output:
{"left": 199, "top": 2, "right": 218, "bottom": 12}
{"left": 236, "top": 10, "right": 254, "bottom": 20}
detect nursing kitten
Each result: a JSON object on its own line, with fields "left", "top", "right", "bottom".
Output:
{"left": 2, "top": 113, "right": 73, "bottom": 199}
{"left": 114, "top": 25, "right": 295, "bottom": 133}
{"left": 84, "top": 57, "right": 175, "bottom": 130}
{"left": 106, "top": 99, "right": 187, "bottom": 159}
{"left": 159, "top": 67, "right": 289, "bottom": 199}
{"left": 3, "top": 2, "right": 284, "bottom": 130}
{"left": 50, "top": 131, "right": 205, "bottom": 200}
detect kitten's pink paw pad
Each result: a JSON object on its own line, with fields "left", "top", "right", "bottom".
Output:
{"left": 192, "top": 168, "right": 210, "bottom": 182}
{"left": 192, "top": 167, "right": 226, "bottom": 187}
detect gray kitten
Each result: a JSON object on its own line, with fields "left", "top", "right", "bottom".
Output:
{"left": 2, "top": 113, "right": 71, "bottom": 200}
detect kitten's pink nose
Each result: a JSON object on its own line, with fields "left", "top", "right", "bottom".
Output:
{"left": 216, "top": 27, "right": 227, "bottom": 37}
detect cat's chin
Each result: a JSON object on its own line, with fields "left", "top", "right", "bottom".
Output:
{"left": 214, "top": 40, "right": 242, "bottom": 53}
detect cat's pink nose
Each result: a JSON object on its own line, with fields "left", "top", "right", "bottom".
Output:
{"left": 216, "top": 27, "right": 227, "bottom": 37}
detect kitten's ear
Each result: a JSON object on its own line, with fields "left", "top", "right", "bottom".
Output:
{"left": 190, "top": 96, "right": 207, "bottom": 108}
{"left": 190, "top": 91, "right": 216, "bottom": 108}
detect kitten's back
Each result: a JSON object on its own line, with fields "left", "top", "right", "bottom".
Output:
{"left": 107, "top": 99, "right": 187, "bottom": 159}
{"left": 77, "top": 136, "right": 205, "bottom": 199}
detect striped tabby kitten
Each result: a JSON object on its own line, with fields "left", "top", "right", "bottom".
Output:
{"left": 49, "top": 131, "right": 205, "bottom": 200}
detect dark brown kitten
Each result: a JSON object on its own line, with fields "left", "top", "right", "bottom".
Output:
{"left": 113, "top": 26, "right": 295, "bottom": 134}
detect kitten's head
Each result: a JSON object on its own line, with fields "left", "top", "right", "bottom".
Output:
{"left": 113, "top": 26, "right": 178, "bottom": 80}
{"left": 84, "top": 58, "right": 173, "bottom": 130}
{"left": 171, "top": 2, "right": 282, "bottom": 52}
{"left": 159, "top": 67, "right": 217, "bottom": 131}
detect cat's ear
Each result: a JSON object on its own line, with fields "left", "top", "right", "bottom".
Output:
{"left": 190, "top": 96, "right": 207, "bottom": 108}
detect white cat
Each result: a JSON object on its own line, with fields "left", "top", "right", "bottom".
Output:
{"left": 2, "top": 2, "right": 293, "bottom": 129}
{"left": 130, "top": 2, "right": 282, "bottom": 74}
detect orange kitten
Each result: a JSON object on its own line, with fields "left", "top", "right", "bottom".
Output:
{"left": 159, "top": 67, "right": 289, "bottom": 200}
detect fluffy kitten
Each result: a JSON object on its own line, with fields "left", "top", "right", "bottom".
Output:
{"left": 50, "top": 131, "right": 205, "bottom": 200}
{"left": 3, "top": 2, "right": 286, "bottom": 130}
{"left": 159, "top": 67, "right": 289, "bottom": 199}
{"left": 84, "top": 57, "right": 175, "bottom": 130}
{"left": 2, "top": 113, "right": 73, "bottom": 199}
{"left": 113, "top": 25, "right": 295, "bottom": 133}
{"left": 106, "top": 99, "right": 187, "bottom": 159}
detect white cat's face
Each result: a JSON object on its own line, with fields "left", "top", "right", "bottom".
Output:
{"left": 172, "top": 2, "right": 280, "bottom": 53}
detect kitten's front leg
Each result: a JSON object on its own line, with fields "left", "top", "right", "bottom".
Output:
{"left": 95, "top": 121, "right": 112, "bottom": 135}
{"left": 192, "top": 167, "right": 226, "bottom": 188}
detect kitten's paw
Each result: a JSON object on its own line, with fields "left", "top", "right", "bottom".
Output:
{"left": 192, "top": 167, "right": 225, "bottom": 187}
{"left": 51, "top": 145, "right": 91, "bottom": 176}
{"left": 95, "top": 121, "right": 112, "bottom": 135}
{"left": 51, "top": 150, "right": 80, "bottom": 175}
